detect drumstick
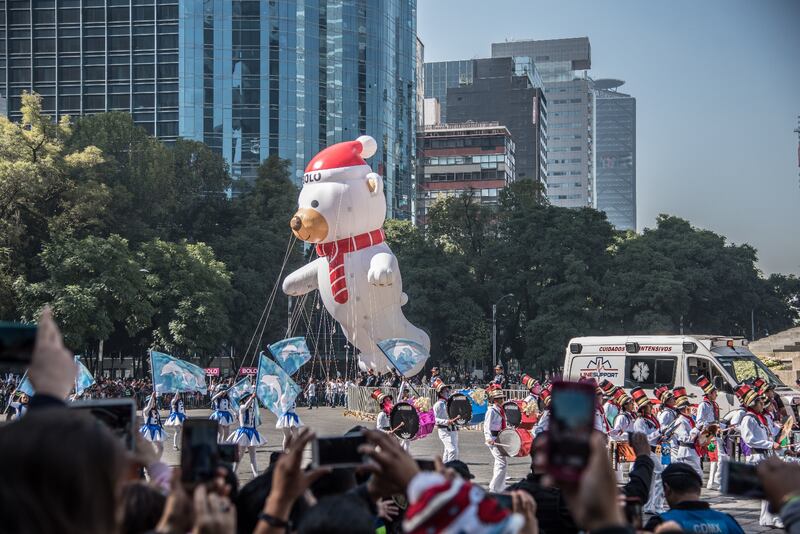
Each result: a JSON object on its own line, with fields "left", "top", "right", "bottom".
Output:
{"left": 390, "top": 421, "right": 405, "bottom": 433}
{"left": 493, "top": 442, "right": 512, "bottom": 448}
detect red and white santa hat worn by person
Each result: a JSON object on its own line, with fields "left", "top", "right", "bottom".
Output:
{"left": 403, "top": 472, "right": 525, "bottom": 534}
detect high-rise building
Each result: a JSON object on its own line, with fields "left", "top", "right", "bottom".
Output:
{"left": 0, "top": 0, "right": 417, "bottom": 219}
{"left": 492, "top": 37, "right": 593, "bottom": 208}
{"left": 593, "top": 79, "right": 636, "bottom": 231}
{"left": 179, "top": 1, "right": 417, "bottom": 217}
{"left": 423, "top": 60, "right": 472, "bottom": 125}
{"left": 443, "top": 57, "right": 546, "bottom": 186}
{"left": 417, "top": 121, "right": 515, "bottom": 225}
{"left": 0, "top": 0, "right": 180, "bottom": 139}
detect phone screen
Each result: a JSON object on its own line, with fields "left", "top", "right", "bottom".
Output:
{"left": 313, "top": 434, "right": 367, "bottom": 468}
{"left": 181, "top": 420, "right": 220, "bottom": 484}
{"left": 0, "top": 322, "right": 37, "bottom": 365}
{"left": 415, "top": 459, "right": 436, "bottom": 471}
{"left": 721, "top": 460, "right": 766, "bottom": 499}
{"left": 547, "top": 381, "right": 594, "bottom": 482}
{"left": 69, "top": 399, "right": 136, "bottom": 450}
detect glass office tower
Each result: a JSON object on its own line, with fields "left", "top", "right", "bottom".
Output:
{"left": 0, "top": 0, "right": 416, "bottom": 219}
{"left": 179, "top": 0, "right": 417, "bottom": 218}
{"left": 594, "top": 79, "right": 636, "bottom": 231}
{"left": 492, "top": 37, "right": 594, "bottom": 209}
{"left": 0, "top": 0, "right": 180, "bottom": 140}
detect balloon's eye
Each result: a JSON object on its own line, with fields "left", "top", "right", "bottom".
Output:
{"left": 311, "top": 200, "right": 319, "bottom": 208}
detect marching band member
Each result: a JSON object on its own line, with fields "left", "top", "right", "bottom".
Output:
{"left": 532, "top": 385, "right": 552, "bottom": 437}
{"left": 609, "top": 388, "right": 635, "bottom": 480}
{"left": 163, "top": 392, "right": 186, "bottom": 450}
{"left": 599, "top": 379, "right": 620, "bottom": 429}
{"left": 738, "top": 383, "right": 783, "bottom": 528}
{"left": 631, "top": 387, "right": 668, "bottom": 514}
{"left": 695, "top": 375, "right": 722, "bottom": 489}
{"left": 484, "top": 384, "right": 508, "bottom": 492}
{"left": 521, "top": 374, "right": 540, "bottom": 406}
{"left": 432, "top": 378, "right": 459, "bottom": 461}
{"left": 139, "top": 392, "right": 165, "bottom": 459}
{"left": 582, "top": 378, "right": 610, "bottom": 435}
{"left": 209, "top": 387, "right": 235, "bottom": 442}
{"left": 227, "top": 392, "right": 263, "bottom": 477}
{"left": 372, "top": 388, "right": 394, "bottom": 434}
{"left": 671, "top": 387, "right": 702, "bottom": 478}
{"left": 654, "top": 385, "right": 677, "bottom": 427}
{"left": 753, "top": 378, "right": 787, "bottom": 420}
{"left": 276, "top": 398, "right": 303, "bottom": 451}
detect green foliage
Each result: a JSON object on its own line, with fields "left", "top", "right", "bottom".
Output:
{"left": 1, "top": 93, "right": 796, "bottom": 374}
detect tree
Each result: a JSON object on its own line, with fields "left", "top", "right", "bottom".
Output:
{"left": 14, "top": 234, "right": 153, "bottom": 350}
{"left": 66, "top": 112, "right": 175, "bottom": 243}
{"left": 385, "top": 219, "right": 488, "bottom": 367}
{"left": 208, "top": 155, "right": 302, "bottom": 359}
{"left": 0, "top": 92, "right": 105, "bottom": 278}
{"left": 139, "top": 239, "right": 232, "bottom": 363}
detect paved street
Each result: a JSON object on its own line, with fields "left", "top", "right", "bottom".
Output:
{"left": 160, "top": 408, "right": 773, "bottom": 533}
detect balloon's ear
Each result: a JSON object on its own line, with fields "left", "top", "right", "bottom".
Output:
{"left": 366, "top": 172, "right": 383, "bottom": 197}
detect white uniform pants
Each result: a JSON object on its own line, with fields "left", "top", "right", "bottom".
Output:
{"left": 673, "top": 454, "right": 703, "bottom": 480}
{"left": 746, "top": 453, "right": 784, "bottom": 528}
{"left": 489, "top": 445, "right": 508, "bottom": 493}
{"left": 644, "top": 452, "right": 667, "bottom": 514}
{"left": 438, "top": 429, "right": 459, "bottom": 462}
{"left": 400, "top": 439, "right": 411, "bottom": 453}
{"left": 708, "top": 451, "right": 728, "bottom": 490}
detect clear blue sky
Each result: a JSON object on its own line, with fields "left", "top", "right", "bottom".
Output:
{"left": 418, "top": 0, "right": 800, "bottom": 275}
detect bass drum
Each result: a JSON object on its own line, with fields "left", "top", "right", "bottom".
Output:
{"left": 503, "top": 400, "right": 522, "bottom": 428}
{"left": 496, "top": 428, "right": 533, "bottom": 458}
{"left": 447, "top": 394, "right": 473, "bottom": 426}
{"left": 390, "top": 402, "right": 419, "bottom": 440}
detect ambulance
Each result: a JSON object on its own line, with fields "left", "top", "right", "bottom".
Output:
{"left": 563, "top": 335, "right": 800, "bottom": 418}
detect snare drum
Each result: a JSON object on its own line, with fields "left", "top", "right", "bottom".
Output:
{"left": 495, "top": 428, "right": 534, "bottom": 457}
{"left": 447, "top": 394, "right": 473, "bottom": 426}
{"left": 390, "top": 402, "right": 419, "bottom": 440}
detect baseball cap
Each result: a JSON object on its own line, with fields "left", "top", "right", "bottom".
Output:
{"left": 445, "top": 460, "right": 475, "bottom": 480}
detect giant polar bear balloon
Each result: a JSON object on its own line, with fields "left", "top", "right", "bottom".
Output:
{"left": 281, "top": 135, "right": 430, "bottom": 376}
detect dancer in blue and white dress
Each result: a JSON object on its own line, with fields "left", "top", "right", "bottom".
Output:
{"left": 139, "top": 392, "right": 165, "bottom": 459}
{"left": 210, "top": 388, "right": 235, "bottom": 442}
{"left": 276, "top": 399, "right": 303, "bottom": 451}
{"left": 164, "top": 392, "right": 186, "bottom": 450}
{"left": 228, "top": 393, "right": 263, "bottom": 476}
{"left": 5, "top": 392, "right": 29, "bottom": 421}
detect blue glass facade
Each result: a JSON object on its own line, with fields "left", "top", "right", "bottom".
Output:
{"left": 178, "top": 0, "right": 417, "bottom": 219}
{"left": 0, "top": 0, "right": 180, "bottom": 139}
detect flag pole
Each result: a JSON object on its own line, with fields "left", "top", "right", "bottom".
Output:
{"left": 148, "top": 350, "right": 157, "bottom": 395}
{"left": 375, "top": 343, "right": 422, "bottom": 398}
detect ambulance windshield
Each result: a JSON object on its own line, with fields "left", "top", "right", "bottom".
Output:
{"left": 713, "top": 346, "right": 784, "bottom": 386}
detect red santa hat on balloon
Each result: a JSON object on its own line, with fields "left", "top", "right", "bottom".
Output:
{"left": 302, "top": 135, "right": 378, "bottom": 184}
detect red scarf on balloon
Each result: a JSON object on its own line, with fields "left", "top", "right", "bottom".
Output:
{"left": 316, "top": 229, "right": 385, "bottom": 304}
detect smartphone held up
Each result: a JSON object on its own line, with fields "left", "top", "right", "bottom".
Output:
{"left": 545, "top": 380, "right": 595, "bottom": 483}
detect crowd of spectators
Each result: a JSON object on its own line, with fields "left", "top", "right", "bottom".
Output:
{"left": 3, "top": 308, "right": 800, "bottom": 534}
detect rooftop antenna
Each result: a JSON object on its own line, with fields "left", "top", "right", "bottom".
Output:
{"left": 794, "top": 116, "right": 800, "bottom": 190}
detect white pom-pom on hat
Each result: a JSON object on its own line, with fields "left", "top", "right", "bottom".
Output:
{"left": 356, "top": 135, "right": 377, "bottom": 159}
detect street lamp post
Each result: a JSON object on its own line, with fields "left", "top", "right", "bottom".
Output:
{"left": 492, "top": 293, "right": 515, "bottom": 370}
